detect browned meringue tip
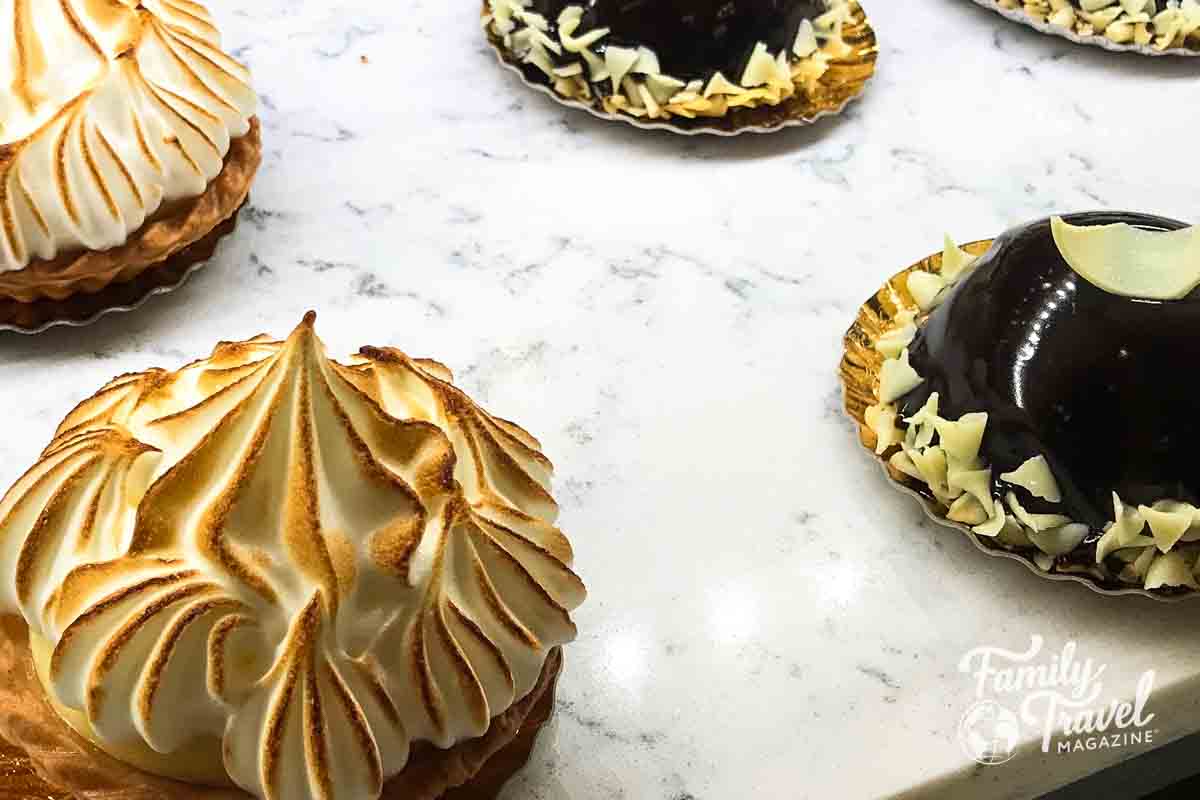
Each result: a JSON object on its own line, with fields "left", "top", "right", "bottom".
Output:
{"left": 359, "top": 345, "right": 402, "bottom": 363}
{"left": 282, "top": 311, "right": 322, "bottom": 353}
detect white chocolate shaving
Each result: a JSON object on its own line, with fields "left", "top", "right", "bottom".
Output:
{"left": 1000, "top": 455, "right": 1062, "bottom": 503}
{"left": 794, "top": 20, "right": 820, "bottom": 56}
{"left": 875, "top": 320, "right": 918, "bottom": 359}
{"left": 633, "top": 46, "right": 661, "bottom": 74}
{"left": 1131, "top": 546, "right": 1158, "bottom": 580}
{"left": 1006, "top": 492, "right": 1071, "bottom": 533}
{"left": 741, "top": 43, "right": 778, "bottom": 87}
{"left": 1028, "top": 523, "right": 1089, "bottom": 557}
{"left": 908, "top": 445, "right": 950, "bottom": 500}
{"left": 905, "top": 393, "right": 940, "bottom": 449}
{"left": 948, "top": 494, "right": 989, "bottom": 525}
{"left": 889, "top": 449, "right": 923, "bottom": 482}
{"left": 605, "top": 46, "right": 639, "bottom": 91}
{"left": 1145, "top": 551, "right": 1200, "bottom": 590}
{"left": 936, "top": 413, "right": 988, "bottom": 463}
{"left": 907, "top": 271, "right": 949, "bottom": 311}
{"left": 998, "top": 516, "right": 1033, "bottom": 547}
{"left": 865, "top": 403, "right": 901, "bottom": 454}
{"left": 949, "top": 466, "right": 994, "bottom": 517}
{"left": 1096, "top": 526, "right": 1156, "bottom": 563}
{"left": 974, "top": 506, "right": 1008, "bottom": 537}
{"left": 879, "top": 348, "right": 924, "bottom": 404}
{"left": 1111, "top": 493, "right": 1148, "bottom": 546}
{"left": 1140, "top": 500, "right": 1195, "bottom": 553}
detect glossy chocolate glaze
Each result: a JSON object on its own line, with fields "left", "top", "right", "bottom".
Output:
{"left": 899, "top": 212, "right": 1196, "bottom": 541}
{"left": 528, "top": 0, "right": 825, "bottom": 81}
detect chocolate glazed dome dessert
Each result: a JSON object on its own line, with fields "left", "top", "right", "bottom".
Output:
{"left": 484, "top": 0, "right": 872, "bottom": 127}
{"left": 854, "top": 212, "right": 1200, "bottom": 593}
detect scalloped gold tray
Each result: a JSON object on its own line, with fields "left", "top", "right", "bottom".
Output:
{"left": 0, "top": 615, "right": 560, "bottom": 798}
{"left": 483, "top": 1, "right": 878, "bottom": 136}
{"left": 840, "top": 240, "right": 1197, "bottom": 602}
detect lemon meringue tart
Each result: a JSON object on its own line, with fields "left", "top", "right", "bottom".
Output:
{"left": 483, "top": 0, "right": 874, "bottom": 129}
{"left": 0, "top": 313, "right": 585, "bottom": 799}
{"left": 0, "top": 0, "right": 261, "bottom": 304}
{"left": 846, "top": 212, "right": 1200, "bottom": 595}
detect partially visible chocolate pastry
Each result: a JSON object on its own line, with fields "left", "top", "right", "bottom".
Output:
{"left": 484, "top": 0, "right": 861, "bottom": 123}
{"left": 993, "top": 0, "right": 1199, "bottom": 52}
{"left": 861, "top": 213, "right": 1200, "bottom": 591}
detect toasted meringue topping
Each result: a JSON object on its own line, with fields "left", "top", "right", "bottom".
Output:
{"left": 0, "top": 0, "right": 257, "bottom": 272}
{"left": 0, "top": 314, "right": 585, "bottom": 800}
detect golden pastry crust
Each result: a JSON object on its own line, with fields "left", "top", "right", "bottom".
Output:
{"left": 0, "top": 615, "right": 562, "bottom": 800}
{"left": 0, "top": 208, "right": 240, "bottom": 332}
{"left": 0, "top": 118, "right": 262, "bottom": 304}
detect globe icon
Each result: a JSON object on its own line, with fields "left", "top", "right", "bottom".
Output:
{"left": 959, "top": 700, "right": 1020, "bottom": 765}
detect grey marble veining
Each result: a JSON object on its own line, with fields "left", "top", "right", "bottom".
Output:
{"left": 0, "top": 1, "right": 1197, "bottom": 798}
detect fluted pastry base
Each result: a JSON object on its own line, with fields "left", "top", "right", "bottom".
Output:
{"left": 0, "top": 205, "right": 241, "bottom": 333}
{"left": 0, "top": 616, "right": 562, "bottom": 799}
{"left": 0, "top": 118, "right": 262, "bottom": 304}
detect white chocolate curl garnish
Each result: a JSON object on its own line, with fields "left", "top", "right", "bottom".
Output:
{"left": 0, "top": 0, "right": 257, "bottom": 272}
{"left": 1052, "top": 215, "right": 1200, "bottom": 301}
{"left": 0, "top": 314, "right": 586, "bottom": 800}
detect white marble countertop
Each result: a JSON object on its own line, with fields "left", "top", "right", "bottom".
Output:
{"left": 1, "top": 2, "right": 1198, "bottom": 799}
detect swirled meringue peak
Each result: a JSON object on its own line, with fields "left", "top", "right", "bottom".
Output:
{"left": 0, "top": 0, "right": 257, "bottom": 272}
{"left": 0, "top": 314, "right": 586, "bottom": 800}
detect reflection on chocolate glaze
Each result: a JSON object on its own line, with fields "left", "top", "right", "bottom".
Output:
{"left": 900, "top": 212, "right": 1195, "bottom": 539}
{"left": 528, "top": 0, "right": 825, "bottom": 80}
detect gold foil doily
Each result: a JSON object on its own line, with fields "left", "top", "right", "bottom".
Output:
{"left": 0, "top": 616, "right": 561, "bottom": 798}
{"left": 483, "top": 1, "right": 879, "bottom": 136}
{"left": 839, "top": 241, "right": 1194, "bottom": 601}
